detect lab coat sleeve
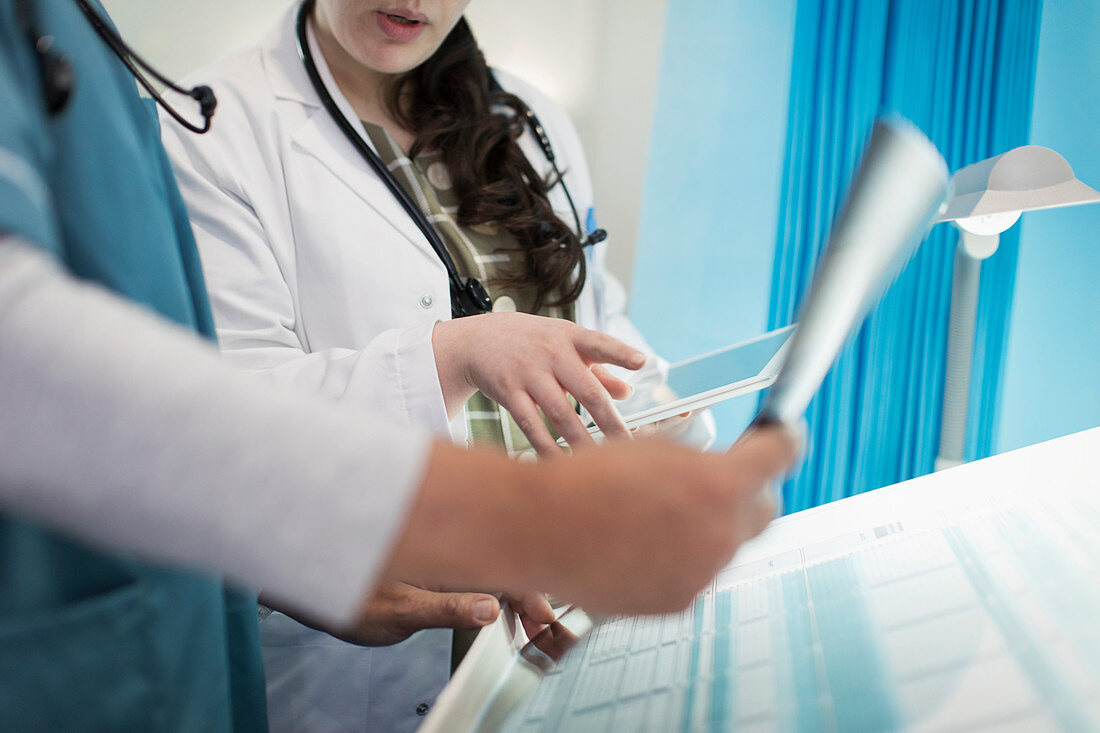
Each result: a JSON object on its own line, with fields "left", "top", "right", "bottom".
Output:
{"left": 160, "top": 114, "right": 453, "bottom": 439}
{"left": 0, "top": 237, "right": 431, "bottom": 626}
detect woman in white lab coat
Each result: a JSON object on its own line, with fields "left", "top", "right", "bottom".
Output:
{"left": 161, "top": 1, "right": 713, "bottom": 730}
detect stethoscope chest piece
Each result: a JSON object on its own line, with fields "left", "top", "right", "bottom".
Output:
{"left": 452, "top": 277, "right": 493, "bottom": 319}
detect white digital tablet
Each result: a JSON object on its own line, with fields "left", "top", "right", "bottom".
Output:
{"left": 588, "top": 324, "right": 795, "bottom": 438}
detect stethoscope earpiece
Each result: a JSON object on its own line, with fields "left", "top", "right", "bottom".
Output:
{"left": 17, "top": 0, "right": 73, "bottom": 115}
{"left": 35, "top": 37, "right": 75, "bottom": 115}
{"left": 190, "top": 85, "right": 218, "bottom": 121}
{"left": 585, "top": 229, "right": 608, "bottom": 247}
{"left": 18, "top": 0, "right": 217, "bottom": 132}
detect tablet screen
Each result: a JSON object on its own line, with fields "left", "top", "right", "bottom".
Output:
{"left": 666, "top": 326, "right": 793, "bottom": 400}
{"left": 613, "top": 325, "right": 795, "bottom": 430}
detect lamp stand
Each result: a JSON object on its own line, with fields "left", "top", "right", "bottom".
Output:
{"left": 931, "top": 146, "right": 1099, "bottom": 470}
{"left": 935, "top": 229, "right": 999, "bottom": 472}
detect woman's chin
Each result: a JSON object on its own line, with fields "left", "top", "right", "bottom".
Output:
{"left": 356, "top": 44, "right": 436, "bottom": 76}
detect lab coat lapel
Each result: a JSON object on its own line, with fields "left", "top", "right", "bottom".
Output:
{"left": 265, "top": 6, "right": 435, "bottom": 260}
{"left": 290, "top": 110, "right": 433, "bottom": 258}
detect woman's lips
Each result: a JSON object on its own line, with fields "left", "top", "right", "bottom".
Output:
{"left": 375, "top": 10, "right": 428, "bottom": 42}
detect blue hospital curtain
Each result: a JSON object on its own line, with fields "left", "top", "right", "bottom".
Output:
{"left": 770, "top": 0, "right": 1043, "bottom": 512}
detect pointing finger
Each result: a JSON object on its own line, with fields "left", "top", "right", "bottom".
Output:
{"left": 564, "top": 369, "right": 630, "bottom": 442}
{"left": 529, "top": 379, "right": 597, "bottom": 451}
{"left": 575, "top": 330, "right": 647, "bottom": 371}
{"left": 590, "top": 364, "right": 634, "bottom": 401}
{"left": 507, "top": 393, "right": 564, "bottom": 457}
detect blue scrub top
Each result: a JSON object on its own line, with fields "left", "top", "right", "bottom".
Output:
{"left": 0, "top": 1, "right": 266, "bottom": 730}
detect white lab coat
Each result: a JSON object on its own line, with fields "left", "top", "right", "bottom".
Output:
{"left": 162, "top": 6, "right": 712, "bottom": 732}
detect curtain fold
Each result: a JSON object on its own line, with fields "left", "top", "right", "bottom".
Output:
{"left": 769, "top": 0, "right": 1043, "bottom": 512}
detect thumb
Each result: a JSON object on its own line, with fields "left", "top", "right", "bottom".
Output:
{"left": 402, "top": 588, "right": 502, "bottom": 630}
{"left": 727, "top": 423, "right": 802, "bottom": 485}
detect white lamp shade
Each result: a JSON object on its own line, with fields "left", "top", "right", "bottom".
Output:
{"left": 936, "top": 145, "right": 1100, "bottom": 223}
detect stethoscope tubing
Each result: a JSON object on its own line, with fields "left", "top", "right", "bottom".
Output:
{"left": 296, "top": 0, "right": 482, "bottom": 316}
{"left": 294, "top": 0, "right": 598, "bottom": 318}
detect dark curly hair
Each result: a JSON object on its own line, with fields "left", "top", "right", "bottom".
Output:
{"left": 385, "top": 18, "right": 585, "bottom": 310}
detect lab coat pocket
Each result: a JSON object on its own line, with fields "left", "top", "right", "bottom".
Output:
{"left": 0, "top": 580, "right": 159, "bottom": 732}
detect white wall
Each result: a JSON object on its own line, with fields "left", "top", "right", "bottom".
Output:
{"left": 996, "top": 0, "right": 1100, "bottom": 452}
{"left": 629, "top": 0, "right": 797, "bottom": 447}
{"left": 102, "top": 0, "right": 668, "bottom": 290}
{"left": 100, "top": 0, "right": 288, "bottom": 77}
{"left": 469, "top": 0, "right": 669, "bottom": 292}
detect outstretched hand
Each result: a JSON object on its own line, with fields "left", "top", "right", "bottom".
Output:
{"left": 383, "top": 423, "right": 802, "bottom": 619}
{"left": 432, "top": 313, "right": 646, "bottom": 455}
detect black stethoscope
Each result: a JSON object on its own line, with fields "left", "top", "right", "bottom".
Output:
{"left": 294, "top": 0, "right": 606, "bottom": 318}
{"left": 20, "top": 0, "right": 603, "bottom": 319}
{"left": 18, "top": 0, "right": 217, "bottom": 132}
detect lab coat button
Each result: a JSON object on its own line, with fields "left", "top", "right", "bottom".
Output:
{"left": 419, "top": 294, "right": 434, "bottom": 309}
{"left": 416, "top": 702, "right": 430, "bottom": 716}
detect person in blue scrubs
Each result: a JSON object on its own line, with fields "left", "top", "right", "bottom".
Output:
{"left": 0, "top": 3, "right": 553, "bottom": 724}
{"left": 0, "top": 1, "right": 799, "bottom": 730}
{"left": 0, "top": 0, "right": 268, "bottom": 729}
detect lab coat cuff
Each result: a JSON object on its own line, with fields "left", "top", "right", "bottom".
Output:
{"left": 392, "top": 320, "right": 452, "bottom": 438}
